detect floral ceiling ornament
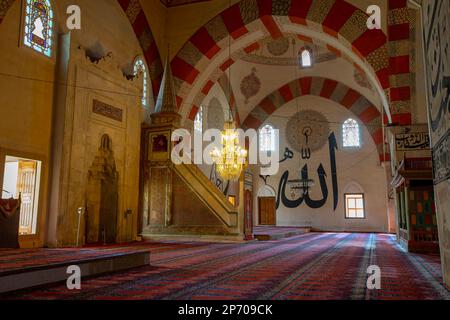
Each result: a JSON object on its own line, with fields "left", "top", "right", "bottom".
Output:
{"left": 240, "top": 68, "right": 261, "bottom": 104}
{"left": 354, "top": 68, "right": 373, "bottom": 90}
{"left": 208, "top": 97, "right": 225, "bottom": 130}
{"left": 286, "top": 110, "right": 330, "bottom": 153}
{"left": 266, "top": 37, "right": 290, "bottom": 56}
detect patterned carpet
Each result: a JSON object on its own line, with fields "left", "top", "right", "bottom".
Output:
{"left": 0, "top": 245, "right": 152, "bottom": 274}
{"left": 2, "top": 233, "right": 450, "bottom": 300}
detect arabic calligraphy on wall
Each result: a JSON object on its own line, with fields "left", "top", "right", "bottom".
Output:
{"left": 276, "top": 132, "right": 339, "bottom": 211}
{"left": 423, "top": 0, "right": 450, "bottom": 136}
{"left": 432, "top": 130, "right": 450, "bottom": 185}
{"left": 395, "top": 132, "right": 430, "bottom": 151}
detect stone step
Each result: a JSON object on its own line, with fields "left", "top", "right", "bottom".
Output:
{"left": 0, "top": 250, "right": 150, "bottom": 294}
{"left": 254, "top": 227, "right": 311, "bottom": 241}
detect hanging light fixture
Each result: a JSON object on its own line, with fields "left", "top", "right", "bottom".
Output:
{"left": 210, "top": 0, "right": 247, "bottom": 182}
{"left": 210, "top": 120, "right": 248, "bottom": 181}
{"left": 286, "top": 37, "right": 315, "bottom": 195}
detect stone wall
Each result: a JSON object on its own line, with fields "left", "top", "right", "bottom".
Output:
{"left": 47, "top": 42, "right": 142, "bottom": 247}
{"left": 421, "top": 0, "right": 450, "bottom": 286}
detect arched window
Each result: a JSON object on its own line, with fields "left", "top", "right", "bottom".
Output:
{"left": 134, "top": 57, "right": 149, "bottom": 107}
{"left": 300, "top": 49, "right": 312, "bottom": 68}
{"left": 24, "top": 0, "right": 54, "bottom": 57}
{"left": 259, "top": 124, "right": 275, "bottom": 152}
{"left": 194, "top": 105, "right": 203, "bottom": 133}
{"left": 343, "top": 118, "right": 361, "bottom": 148}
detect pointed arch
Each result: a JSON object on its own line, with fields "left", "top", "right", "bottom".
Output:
{"left": 342, "top": 118, "right": 361, "bottom": 148}
{"left": 170, "top": 0, "right": 391, "bottom": 123}
{"left": 115, "top": 0, "right": 164, "bottom": 98}
{"left": 133, "top": 56, "right": 152, "bottom": 107}
{"left": 242, "top": 76, "right": 387, "bottom": 162}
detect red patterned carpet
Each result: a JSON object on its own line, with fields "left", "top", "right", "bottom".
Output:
{"left": 2, "top": 233, "right": 449, "bottom": 300}
{"left": 0, "top": 245, "right": 152, "bottom": 274}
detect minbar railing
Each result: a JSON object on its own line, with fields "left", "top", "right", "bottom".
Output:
{"left": 412, "top": 229, "right": 439, "bottom": 243}
{"left": 401, "top": 157, "right": 433, "bottom": 171}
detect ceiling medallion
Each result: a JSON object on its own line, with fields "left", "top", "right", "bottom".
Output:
{"left": 240, "top": 67, "right": 261, "bottom": 104}
{"left": 207, "top": 97, "right": 224, "bottom": 130}
{"left": 354, "top": 68, "right": 373, "bottom": 90}
{"left": 266, "top": 37, "right": 290, "bottom": 56}
{"left": 286, "top": 110, "right": 330, "bottom": 153}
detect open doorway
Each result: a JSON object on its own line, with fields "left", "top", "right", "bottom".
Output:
{"left": 2, "top": 156, "right": 42, "bottom": 236}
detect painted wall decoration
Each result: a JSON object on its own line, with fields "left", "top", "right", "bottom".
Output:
{"left": 266, "top": 37, "right": 290, "bottom": 56}
{"left": 432, "top": 130, "right": 450, "bottom": 185}
{"left": 92, "top": 99, "right": 123, "bottom": 122}
{"left": 240, "top": 68, "right": 261, "bottom": 104}
{"left": 422, "top": 0, "right": 450, "bottom": 286}
{"left": 207, "top": 97, "right": 225, "bottom": 130}
{"left": 0, "top": 0, "right": 15, "bottom": 24}
{"left": 276, "top": 132, "right": 339, "bottom": 211}
{"left": 172, "top": 0, "right": 391, "bottom": 123}
{"left": 241, "top": 46, "right": 337, "bottom": 67}
{"left": 395, "top": 132, "right": 431, "bottom": 151}
{"left": 388, "top": 0, "right": 412, "bottom": 125}
{"left": 423, "top": 0, "right": 450, "bottom": 183}
{"left": 354, "top": 68, "right": 373, "bottom": 91}
{"left": 423, "top": 0, "right": 450, "bottom": 137}
{"left": 286, "top": 110, "right": 330, "bottom": 154}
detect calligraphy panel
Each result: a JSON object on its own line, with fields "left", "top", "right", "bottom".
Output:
{"left": 395, "top": 132, "right": 430, "bottom": 151}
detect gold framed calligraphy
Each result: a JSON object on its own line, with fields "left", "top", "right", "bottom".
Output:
{"left": 395, "top": 132, "right": 430, "bottom": 151}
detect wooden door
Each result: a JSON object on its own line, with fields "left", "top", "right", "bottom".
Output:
{"left": 259, "top": 197, "right": 276, "bottom": 225}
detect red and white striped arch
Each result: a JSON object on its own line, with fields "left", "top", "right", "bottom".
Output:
{"left": 241, "top": 76, "right": 388, "bottom": 162}
{"left": 170, "top": 0, "right": 392, "bottom": 124}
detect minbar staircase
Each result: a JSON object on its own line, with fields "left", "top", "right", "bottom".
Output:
{"left": 141, "top": 160, "right": 244, "bottom": 241}
{"left": 173, "top": 163, "right": 240, "bottom": 232}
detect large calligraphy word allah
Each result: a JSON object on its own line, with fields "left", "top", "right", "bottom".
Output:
{"left": 277, "top": 133, "right": 339, "bottom": 211}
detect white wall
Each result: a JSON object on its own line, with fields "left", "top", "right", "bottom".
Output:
{"left": 2, "top": 162, "right": 18, "bottom": 198}
{"left": 253, "top": 96, "right": 389, "bottom": 232}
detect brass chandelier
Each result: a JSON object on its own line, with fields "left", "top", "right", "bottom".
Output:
{"left": 210, "top": 0, "right": 247, "bottom": 182}
{"left": 210, "top": 120, "right": 248, "bottom": 181}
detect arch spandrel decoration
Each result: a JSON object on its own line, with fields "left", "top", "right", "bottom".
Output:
{"left": 242, "top": 76, "right": 386, "bottom": 161}
{"left": 170, "top": 0, "right": 391, "bottom": 121}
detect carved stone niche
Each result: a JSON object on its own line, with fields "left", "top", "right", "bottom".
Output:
{"left": 86, "top": 134, "right": 119, "bottom": 244}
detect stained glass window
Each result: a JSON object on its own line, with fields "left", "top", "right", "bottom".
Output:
{"left": 300, "top": 49, "right": 312, "bottom": 67}
{"left": 194, "top": 105, "right": 203, "bottom": 133}
{"left": 259, "top": 125, "right": 275, "bottom": 152}
{"left": 134, "top": 58, "right": 149, "bottom": 107}
{"left": 343, "top": 118, "right": 361, "bottom": 148}
{"left": 24, "top": 0, "right": 53, "bottom": 57}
